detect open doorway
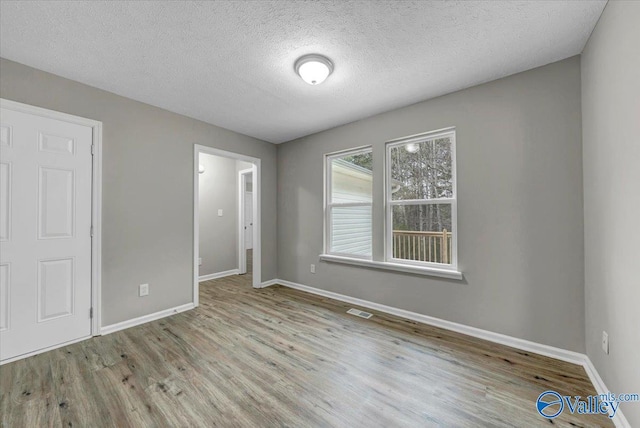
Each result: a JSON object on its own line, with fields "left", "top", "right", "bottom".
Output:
{"left": 193, "top": 145, "right": 261, "bottom": 306}
{"left": 238, "top": 168, "right": 253, "bottom": 275}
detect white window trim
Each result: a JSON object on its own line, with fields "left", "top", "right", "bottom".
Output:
{"left": 318, "top": 253, "right": 463, "bottom": 280}
{"left": 324, "top": 145, "right": 373, "bottom": 259}
{"left": 321, "top": 128, "right": 463, "bottom": 281}
{"left": 385, "top": 127, "right": 459, "bottom": 272}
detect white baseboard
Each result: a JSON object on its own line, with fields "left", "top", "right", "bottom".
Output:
{"left": 259, "top": 279, "right": 278, "bottom": 288}
{"left": 199, "top": 269, "right": 239, "bottom": 282}
{"left": 583, "top": 357, "right": 632, "bottom": 427}
{"left": 584, "top": 357, "right": 610, "bottom": 397}
{"left": 276, "top": 279, "right": 585, "bottom": 364}
{"left": 275, "top": 278, "right": 630, "bottom": 427}
{"left": 100, "top": 302, "right": 195, "bottom": 335}
{"left": 2, "top": 302, "right": 196, "bottom": 364}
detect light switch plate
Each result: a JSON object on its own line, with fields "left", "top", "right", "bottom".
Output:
{"left": 218, "top": 209, "right": 223, "bottom": 217}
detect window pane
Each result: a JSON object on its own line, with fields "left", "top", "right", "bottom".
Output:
{"left": 331, "top": 151, "right": 373, "bottom": 203}
{"left": 390, "top": 136, "right": 453, "bottom": 200}
{"left": 391, "top": 204, "right": 452, "bottom": 264}
{"left": 330, "top": 206, "right": 372, "bottom": 257}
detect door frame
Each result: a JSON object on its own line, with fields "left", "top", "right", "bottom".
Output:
{"left": 238, "top": 167, "right": 253, "bottom": 274}
{"left": 193, "top": 145, "right": 261, "bottom": 306}
{"left": 0, "top": 98, "right": 103, "bottom": 340}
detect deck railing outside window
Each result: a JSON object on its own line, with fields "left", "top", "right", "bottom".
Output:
{"left": 392, "top": 230, "right": 452, "bottom": 264}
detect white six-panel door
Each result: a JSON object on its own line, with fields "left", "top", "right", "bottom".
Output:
{"left": 0, "top": 107, "right": 93, "bottom": 362}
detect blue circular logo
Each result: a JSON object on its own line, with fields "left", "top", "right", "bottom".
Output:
{"left": 537, "top": 391, "right": 564, "bottom": 419}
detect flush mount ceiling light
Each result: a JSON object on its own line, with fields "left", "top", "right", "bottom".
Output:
{"left": 294, "top": 54, "right": 334, "bottom": 85}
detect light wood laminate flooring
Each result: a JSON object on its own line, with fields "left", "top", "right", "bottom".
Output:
{"left": 0, "top": 275, "right": 612, "bottom": 427}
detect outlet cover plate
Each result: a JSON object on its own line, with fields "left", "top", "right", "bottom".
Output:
{"left": 602, "top": 331, "right": 609, "bottom": 354}
{"left": 139, "top": 283, "right": 149, "bottom": 297}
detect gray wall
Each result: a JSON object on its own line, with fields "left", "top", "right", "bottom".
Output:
{"left": 278, "top": 57, "right": 585, "bottom": 352}
{"left": 198, "top": 154, "right": 238, "bottom": 276}
{"left": 581, "top": 2, "right": 640, "bottom": 425}
{"left": 0, "top": 58, "right": 277, "bottom": 326}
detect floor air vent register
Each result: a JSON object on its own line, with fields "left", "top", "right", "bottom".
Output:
{"left": 347, "top": 308, "right": 373, "bottom": 319}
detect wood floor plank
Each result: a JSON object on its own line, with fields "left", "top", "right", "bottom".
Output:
{"left": 1, "top": 274, "right": 613, "bottom": 427}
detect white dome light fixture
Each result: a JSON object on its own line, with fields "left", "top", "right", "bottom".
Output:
{"left": 294, "top": 54, "right": 334, "bottom": 85}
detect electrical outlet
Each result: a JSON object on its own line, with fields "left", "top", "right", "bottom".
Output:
{"left": 218, "top": 209, "right": 223, "bottom": 217}
{"left": 602, "top": 331, "right": 609, "bottom": 354}
{"left": 139, "top": 283, "right": 149, "bottom": 297}
{"left": 310, "top": 264, "right": 316, "bottom": 273}
{"left": 198, "top": 257, "right": 202, "bottom": 266}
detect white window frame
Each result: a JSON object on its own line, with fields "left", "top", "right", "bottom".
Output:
{"left": 384, "top": 127, "right": 458, "bottom": 271}
{"left": 324, "top": 146, "right": 373, "bottom": 259}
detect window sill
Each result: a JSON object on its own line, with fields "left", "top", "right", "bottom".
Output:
{"left": 318, "top": 254, "right": 463, "bottom": 280}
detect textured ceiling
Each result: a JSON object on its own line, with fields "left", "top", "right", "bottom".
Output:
{"left": 0, "top": 1, "right": 606, "bottom": 143}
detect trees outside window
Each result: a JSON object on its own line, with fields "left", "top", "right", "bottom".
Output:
{"left": 387, "top": 129, "right": 457, "bottom": 267}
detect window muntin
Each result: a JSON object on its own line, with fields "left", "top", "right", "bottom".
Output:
{"left": 386, "top": 129, "right": 457, "bottom": 269}
{"left": 326, "top": 148, "right": 373, "bottom": 258}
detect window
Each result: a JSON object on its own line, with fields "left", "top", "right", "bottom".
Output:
{"left": 386, "top": 128, "right": 457, "bottom": 269}
{"left": 322, "top": 128, "right": 459, "bottom": 279}
{"left": 325, "top": 147, "right": 373, "bottom": 258}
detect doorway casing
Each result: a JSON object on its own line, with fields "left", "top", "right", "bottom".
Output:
{"left": 193, "top": 145, "right": 261, "bottom": 306}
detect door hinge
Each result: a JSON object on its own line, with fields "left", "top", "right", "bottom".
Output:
{"left": 91, "top": 144, "right": 95, "bottom": 156}
{"left": 90, "top": 226, "right": 94, "bottom": 237}
{"left": 90, "top": 307, "right": 93, "bottom": 319}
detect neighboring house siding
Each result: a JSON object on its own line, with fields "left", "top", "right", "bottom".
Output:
{"left": 331, "top": 206, "right": 372, "bottom": 256}
{"left": 331, "top": 161, "right": 372, "bottom": 256}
